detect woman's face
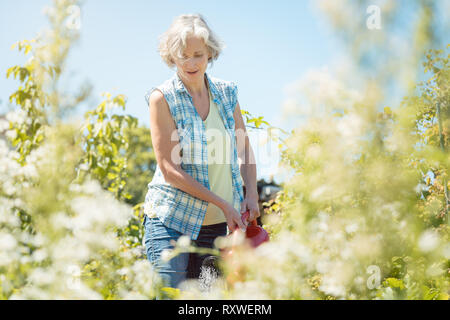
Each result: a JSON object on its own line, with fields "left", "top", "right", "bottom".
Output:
{"left": 174, "top": 35, "right": 211, "bottom": 83}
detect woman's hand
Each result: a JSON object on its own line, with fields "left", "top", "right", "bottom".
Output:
{"left": 240, "top": 196, "right": 260, "bottom": 223}
{"left": 221, "top": 201, "right": 246, "bottom": 233}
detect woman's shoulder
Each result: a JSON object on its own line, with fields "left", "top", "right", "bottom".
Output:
{"left": 208, "top": 74, "right": 237, "bottom": 90}
{"left": 144, "top": 76, "right": 177, "bottom": 105}
{"left": 155, "top": 76, "right": 178, "bottom": 93}
{"left": 207, "top": 74, "right": 238, "bottom": 101}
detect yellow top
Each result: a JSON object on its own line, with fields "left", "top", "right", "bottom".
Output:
{"left": 202, "top": 88, "right": 233, "bottom": 226}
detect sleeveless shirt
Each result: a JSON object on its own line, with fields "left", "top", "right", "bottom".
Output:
{"left": 143, "top": 72, "right": 244, "bottom": 240}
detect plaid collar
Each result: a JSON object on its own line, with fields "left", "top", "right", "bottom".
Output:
{"left": 174, "top": 71, "right": 221, "bottom": 106}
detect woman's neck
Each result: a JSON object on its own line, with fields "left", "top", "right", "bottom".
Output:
{"left": 178, "top": 72, "right": 208, "bottom": 97}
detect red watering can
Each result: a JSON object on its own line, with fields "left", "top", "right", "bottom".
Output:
{"left": 239, "top": 209, "right": 269, "bottom": 247}
{"left": 218, "top": 210, "right": 269, "bottom": 286}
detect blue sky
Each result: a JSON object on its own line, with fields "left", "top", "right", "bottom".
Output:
{"left": 0, "top": 0, "right": 345, "bottom": 184}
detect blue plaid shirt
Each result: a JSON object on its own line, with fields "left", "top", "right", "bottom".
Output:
{"left": 143, "top": 72, "right": 244, "bottom": 240}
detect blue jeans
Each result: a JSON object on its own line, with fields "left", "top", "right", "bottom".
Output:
{"left": 143, "top": 214, "right": 227, "bottom": 289}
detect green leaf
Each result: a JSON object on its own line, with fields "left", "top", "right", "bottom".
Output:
{"left": 161, "top": 287, "right": 180, "bottom": 299}
{"left": 24, "top": 44, "right": 32, "bottom": 55}
{"left": 113, "top": 94, "right": 127, "bottom": 108}
{"left": 384, "top": 278, "right": 405, "bottom": 290}
{"left": 384, "top": 106, "right": 392, "bottom": 115}
{"left": 107, "top": 172, "right": 118, "bottom": 180}
{"left": 6, "top": 66, "right": 17, "bottom": 79}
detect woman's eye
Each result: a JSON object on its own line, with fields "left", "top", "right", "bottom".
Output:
{"left": 181, "top": 53, "right": 203, "bottom": 60}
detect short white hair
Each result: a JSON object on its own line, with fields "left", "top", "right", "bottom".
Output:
{"left": 157, "top": 13, "right": 225, "bottom": 68}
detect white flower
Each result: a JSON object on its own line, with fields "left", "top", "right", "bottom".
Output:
{"left": 311, "top": 185, "right": 328, "bottom": 200}
{"left": 418, "top": 230, "right": 439, "bottom": 252}
{"left": 161, "top": 249, "right": 172, "bottom": 262}
{"left": 19, "top": 163, "right": 38, "bottom": 178}
{"left": 177, "top": 235, "right": 191, "bottom": 248}
{"left": 442, "top": 243, "right": 450, "bottom": 259}
{"left": 69, "top": 182, "right": 132, "bottom": 231}
{"left": 336, "top": 113, "right": 364, "bottom": 139}
{"left": 319, "top": 271, "right": 348, "bottom": 298}
{"left": 345, "top": 223, "right": 358, "bottom": 234}
{"left": 282, "top": 67, "right": 362, "bottom": 118}
{"left": 0, "top": 252, "right": 17, "bottom": 267}
{"left": 318, "top": 221, "right": 329, "bottom": 232}
{"left": 32, "top": 249, "right": 48, "bottom": 263}
{"left": 340, "top": 247, "right": 353, "bottom": 260}
{"left": 117, "top": 267, "right": 130, "bottom": 276}
{"left": 0, "top": 232, "right": 18, "bottom": 251}
{"left": 426, "top": 263, "right": 445, "bottom": 277}
{"left": 29, "top": 268, "right": 55, "bottom": 286}
{"left": 51, "top": 236, "right": 90, "bottom": 262}
{"left": 0, "top": 119, "right": 9, "bottom": 132}
{"left": 5, "top": 130, "right": 17, "bottom": 141}
{"left": 78, "top": 163, "right": 89, "bottom": 171}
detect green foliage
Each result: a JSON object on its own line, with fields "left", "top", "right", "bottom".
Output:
{"left": 78, "top": 92, "right": 138, "bottom": 202}
{"left": 121, "top": 125, "right": 157, "bottom": 206}
{"left": 0, "top": 0, "right": 160, "bottom": 299}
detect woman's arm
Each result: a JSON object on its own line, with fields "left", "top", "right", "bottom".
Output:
{"left": 148, "top": 90, "right": 246, "bottom": 231}
{"left": 233, "top": 100, "right": 260, "bottom": 221}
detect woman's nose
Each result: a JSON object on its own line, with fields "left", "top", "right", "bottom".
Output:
{"left": 183, "top": 58, "right": 196, "bottom": 68}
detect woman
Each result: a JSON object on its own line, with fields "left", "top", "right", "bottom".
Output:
{"left": 143, "top": 13, "right": 259, "bottom": 289}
